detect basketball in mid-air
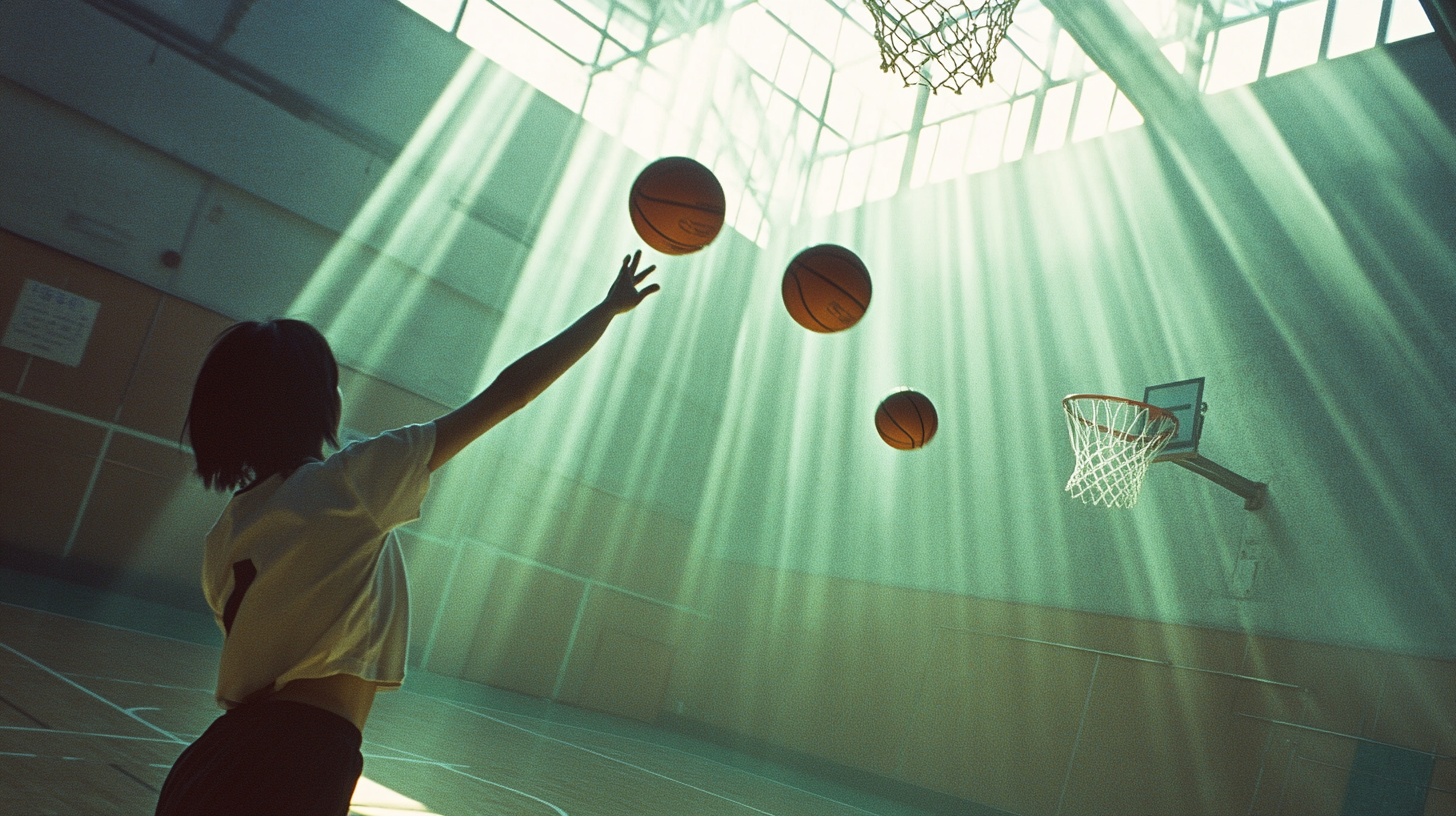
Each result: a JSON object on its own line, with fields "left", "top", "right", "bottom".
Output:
{"left": 876, "top": 389, "right": 938, "bottom": 450}
{"left": 782, "top": 244, "right": 872, "bottom": 333}
{"left": 629, "top": 157, "right": 726, "bottom": 255}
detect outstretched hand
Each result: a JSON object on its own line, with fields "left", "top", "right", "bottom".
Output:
{"left": 428, "top": 250, "right": 661, "bottom": 472}
{"left": 602, "top": 250, "right": 660, "bottom": 315}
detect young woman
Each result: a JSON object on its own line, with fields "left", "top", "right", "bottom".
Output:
{"left": 155, "top": 251, "right": 659, "bottom": 815}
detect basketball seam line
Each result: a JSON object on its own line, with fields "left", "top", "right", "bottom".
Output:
{"left": 908, "top": 395, "right": 926, "bottom": 447}
{"left": 879, "top": 405, "right": 916, "bottom": 447}
{"left": 793, "top": 259, "right": 869, "bottom": 313}
{"left": 791, "top": 271, "right": 836, "bottom": 332}
{"left": 632, "top": 199, "right": 698, "bottom": 251}
{"left": 888, "top": 412, "right": 918, "bottom": 448}
{"left": 632, "top": 189, "right": 726, "bottom": 216}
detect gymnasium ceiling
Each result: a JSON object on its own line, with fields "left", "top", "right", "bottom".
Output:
{"left": 391, "top": 0, "right": 1436, "bottom": 245}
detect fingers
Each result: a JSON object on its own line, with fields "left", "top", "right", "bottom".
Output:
{"left": 627, "top": 283, "right": 661, "bottom": 309}
{"left": 615, "top": 250, "right": 656, "bottom": 310}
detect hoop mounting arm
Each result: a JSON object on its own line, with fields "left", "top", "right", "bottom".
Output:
{"left": 1172, "top": 454, "right": 1268, "bottom": 511}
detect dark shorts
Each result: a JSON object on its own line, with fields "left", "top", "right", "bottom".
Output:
{"left": 154, "top": 699, "right": 362, "bottom": 816}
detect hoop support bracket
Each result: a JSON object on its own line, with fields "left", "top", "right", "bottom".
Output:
{"left": 1172, "top": 454, "right": 1267, "bottom": 511}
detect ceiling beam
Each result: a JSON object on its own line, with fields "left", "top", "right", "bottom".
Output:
{"left": 1040, "top": 0, "right": 1197, "bottom": 145}
{"left": 1415, "top": 0, "right": 1456, "bottom": 68}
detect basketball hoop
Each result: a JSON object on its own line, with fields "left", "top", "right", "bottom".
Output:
{"left": 863, "top": 0, "right": 1022, "bottom": 94}
{"left": 1063, "top": 395, "right": 1179, "bottom": 508}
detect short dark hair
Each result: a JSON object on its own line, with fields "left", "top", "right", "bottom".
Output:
{"left": 185, "top": 319, "right": 341, "bottom": 491}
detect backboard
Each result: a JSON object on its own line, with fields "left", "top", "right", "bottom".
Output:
{"left": 1144, "top": 377, "right": 1205, "bottom": 462}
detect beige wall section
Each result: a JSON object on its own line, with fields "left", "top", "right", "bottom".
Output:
{"left": 418, "top": 446, "right": 700, "bottom": 605}
{"left": 68, "top": 433, "right": 227, "bottom": 593}
{"left": 1431, "top": 758, "right": 1456, "bottom": 816}
{"left": 668, "top": 561, "right": 1456, "bottom": 816}
{"left": 1064, "top": 659, "right": 1264, "bottom": 813}
{"left": 0, "top": 400, "right": 104, "bottom": 556}
{"left": 904, "top": 629, "right": 1094, "bottom": 814}
{"left": 0, "top": 231, "right": 229, "bottom": 601}
{"left": 407, "top": 518, "right": 708, "bottom": 723}
{"left": 573, "top": 625, "right": 676, "bottom": 722}
{"left": 1259, "top": 727, "right": 1358, "bottom": 816}
{"left": 557, "top": 586, "right": 707, "bottom": 721}
{"left": 1, "top": 230, "right": 162, "bottom": 423}
{"left": 115, "top": 297, "right": 236, "bottom": 440}
{"left": 461, "top": 554, "right": 584, "bottom": 699}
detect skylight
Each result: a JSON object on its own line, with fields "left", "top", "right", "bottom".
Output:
{"left": 395, "top": 0, "right": 1436, "bottom": 237}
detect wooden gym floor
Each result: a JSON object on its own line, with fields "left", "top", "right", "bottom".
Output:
{"left": 0, "top": 573, "right": 938, "bottom": 816}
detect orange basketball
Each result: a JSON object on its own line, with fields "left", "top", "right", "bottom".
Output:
{"left": 629, "top": 157, "right": 726, "bottom": 255}
{"left": 876, "top": 389, "right": 938, "bottom": 450}
{"left": 782, "top": 244, "right": 872, "bottom": 333}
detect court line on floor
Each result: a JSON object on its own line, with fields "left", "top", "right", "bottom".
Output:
{"left": 0, "top": 724, "right": 181, "bottom": 743}
{"left": 0, "top": 747, "right": 165, "bottom": 792}
{"left": 7, "top": 605, "right": 701, "bottom": 815}
{"left": 110, "top": 762, "right": 159, "bottom": 792}
{"left": 359, "top": 740, "right": 573, "bottom": 816}
{"left": 435, "top": 764, "right": 571, "bottom": 816}
{"left": 5, "top": 604, "right": 884, "bottom": 815}
{"left": 360, "top": 753, "right": 470, "bottom": 768}
{"left": 0, "top": 690, "right": 50, "bottom": 728}
{"left": 0, "top": 601, "right": 220, "bottom": 649}
{"left": 422, "top": 695, "right": 887, "bottom": 816}
{"left": 61, "top": 672, "right": 214, "bottom": 694}
{"left": 362, "top": 739, "right": 468, "bottom": 769}
{"left": 0, "top": 643, "right": 186, "bottom": 744}
{"left": 430, "top": 696, "right": 795, "bottom": 816}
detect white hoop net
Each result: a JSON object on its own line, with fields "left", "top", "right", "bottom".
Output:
{"left": 1063, "top": 395, "right": 1179, "bottom": 508}
{"left": 863, "top": 0, "right": 1022, "bottom": 94}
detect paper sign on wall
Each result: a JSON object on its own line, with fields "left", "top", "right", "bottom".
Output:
{"left": 2, "top": 279, "right": 101, "bottom": 368}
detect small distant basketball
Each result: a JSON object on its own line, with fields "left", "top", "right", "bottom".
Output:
{"left": 629, "top": 157, "right": 726, "bottom": 255}
{"left": 876, "top": 389, "right": 938, "bottom": 450}
{"left": 782, "top": 244, "right": 872, "bottom": 333}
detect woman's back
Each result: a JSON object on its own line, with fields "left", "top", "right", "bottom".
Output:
{"left": 203, "top": 424, "right": 435, "bottom": 721}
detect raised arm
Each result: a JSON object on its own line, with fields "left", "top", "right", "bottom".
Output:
{"left": 428, "top": 251, "right": 659, "bottom": 472}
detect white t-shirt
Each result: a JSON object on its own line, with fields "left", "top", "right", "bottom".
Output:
{"left": 202, "top": 423, "right": 435, "bottom": 709}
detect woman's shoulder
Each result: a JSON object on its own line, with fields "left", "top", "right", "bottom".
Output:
{"left": 313, "top": 423, "right": 437, "bottom": 523}
{"left": 331, "top": 423, "right": 436, "bottom": 460}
